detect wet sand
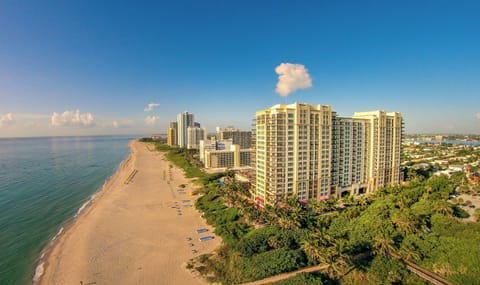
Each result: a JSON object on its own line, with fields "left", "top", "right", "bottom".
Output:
{"left": 36, "top": 141, "right": 220, "bottom": 285}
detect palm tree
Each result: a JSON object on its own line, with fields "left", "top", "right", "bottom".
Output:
{"left": 301, "top": 230, "right": 353, "bottom": 279}
{"left": 399, "top": 245, "right": 422, "bottom": 261}
{"left": 307, "top": 199, "right": 325, "bottom": 214}
{"left": 473, "top": 208, "right": 480, "bottom": 222}
{"left": 391, "top": 211, "right": 419, "bottom": 236}
{"left": 275, "top": 206, "right": 301, "bottom": 230}
{"left": 304, "top": 210, "right": 317, "bottom": 231}
{"left": 301, "top": 238, "right": 322, "bottom": 263}
{"left": 267, "top": 236, "right": 281, "bottom": 249}
{"left": 325, "top": 198, "right": 339, "bottom": 211}
{"left": 357, "top": 195, "right": 370, "bottom": 209}
{"left": 432, "top": 200, "right": 454, "bottom": 216}
{"left": 317, "top": 242, "right": 352, "bottom": 279}
{"left": 395, "top": 196, "right": 409, "bottom": 211}
{"left": 372, "top": 231, "right": 395, "bottom": 256}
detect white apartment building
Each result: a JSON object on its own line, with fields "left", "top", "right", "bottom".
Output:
{"left": 199, "top": 138, "right": 233, "bottom": 162}
{"left": 177, "top": 112, "right": 194, "bottom": 147}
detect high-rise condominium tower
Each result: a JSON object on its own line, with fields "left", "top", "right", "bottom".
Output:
{"left": 187, "top": 126, "right": 207, "bottom": 149}
{"left": 255, "top": 103, "right": 334, "bottom": 206}
{"left": 167, "top": 121, "right": 178, "bottom": 146}
{"left": 177, "top": 112, "right": 194, "bottom": 147}
{"left": 217, "top": 127, "right": 252, "bottom": 149}
{"left": 352, "top": 110, "right": 403, "bottom": 190}
{"left": 255, "top": 102, "right": 402, "bottom": 208}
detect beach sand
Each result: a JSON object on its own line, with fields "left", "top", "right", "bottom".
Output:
{"left": 36, "top": 141, "right": 220, "bottom": 285}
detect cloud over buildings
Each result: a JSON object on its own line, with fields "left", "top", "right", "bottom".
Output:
{"left": 144, "top": 116, "right": 159, "bottom": 126}
{"left": 50, "top": 110, "right": 96, "bottom": 127}
{"left": 275, "top": 63, "right": 312, "bottom": 97}
{"left": 476, "top": 112, "right": 480, "bottom": 121}
{"left": 144, "top": 103, "right": 160, "bottom": 112}
{"left": 0, "top": 113, "right": 15, "bottom": 127}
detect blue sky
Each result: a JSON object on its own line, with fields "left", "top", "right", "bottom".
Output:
{"left": 1, "top": 0, "right": 479, "bottom": 137}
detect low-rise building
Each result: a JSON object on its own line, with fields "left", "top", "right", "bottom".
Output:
{"left": 199, "top": 138, "right": 233, "bottom": 162}
{"left": 204, "top": 144, "right": 252, "bottom": 169}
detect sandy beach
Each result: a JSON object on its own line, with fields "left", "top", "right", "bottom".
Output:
{"left": 35, "top": 141, "right": 220, "bottom": 285}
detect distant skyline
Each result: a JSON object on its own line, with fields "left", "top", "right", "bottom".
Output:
{"left": 1, "top": 1, "right": 480, "bottom": 137}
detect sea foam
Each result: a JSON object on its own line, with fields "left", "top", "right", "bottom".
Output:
{"left": 32, "top": 262, "right": 44, "bottom": 282}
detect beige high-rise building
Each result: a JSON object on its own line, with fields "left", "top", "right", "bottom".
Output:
{"left": 167, "top": 121, "right": 178, "bottom": 146}
{"left": 255, "top": 103, "right": 334, "bottom": 207}
{"left": 255, "top": 102, "right": 402, "bottom": 208}
{"left": 352, "top": 110, "right": 403, "bottom": 190}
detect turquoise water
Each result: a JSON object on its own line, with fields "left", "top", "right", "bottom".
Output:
{"left": 0, "top": 136, "right": 133, "bottom": 285}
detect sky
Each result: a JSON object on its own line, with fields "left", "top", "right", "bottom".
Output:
{"left": 1, "top": 0, "right": 480, "bottom": 137}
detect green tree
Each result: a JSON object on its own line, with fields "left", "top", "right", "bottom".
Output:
{"left": 391, "top": 210, "right": 421, "bottom": 236}
{"left": 451, "top": 171, "right": 467, "bottom": 186}
{"left": 431, "top": 200, "right": 454, "bottom": 216}
{"left": 474, "top": 208, "right": 480, "bottom": 222}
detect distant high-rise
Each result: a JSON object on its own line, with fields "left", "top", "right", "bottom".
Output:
{"left": 187, "top": 127, "right": 206, "bottom": 149}
{"left": 167, "top": 121, "right": 178, "bottom": 146}
{"left": 255, "top": 102, "right": 402, "bottom": 208}
{"left": 217, "top": 127, "right": 252, "bottom": 149}
{"left": 177, "top": 112, "right": 194, "bottom": 147}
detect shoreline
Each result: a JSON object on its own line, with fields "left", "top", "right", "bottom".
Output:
{"left": 34, "top": 141, "right": 220, "bottom": 285}
{"left": 32, "top": 142, "right": 135, "bottom": 284}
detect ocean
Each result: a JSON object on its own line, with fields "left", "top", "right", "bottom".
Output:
{"left": 0, "top": 136, "right": 133, "bottom": 285}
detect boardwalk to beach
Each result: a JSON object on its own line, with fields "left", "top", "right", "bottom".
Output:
{"left": 37, "top": 141, "right": 220, "bottom": 285}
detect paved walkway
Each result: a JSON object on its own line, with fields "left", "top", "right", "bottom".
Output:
{"left": 241, "top": 264, "right": 328, "bottom": 285}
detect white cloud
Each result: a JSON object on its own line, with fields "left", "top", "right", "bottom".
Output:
{"left": 0, "top": 113, "right": 15, "bottom": 127}
{"left": 50, "top": 110, "right": 96, "bottom": 127}
{"left": 144, "top": 116, "right": 160, "bottom": 126}
{"left": 144, "top": 103, "right": 160, "bottom": 112}
{"left": 275, "top": 63, "right": 313, "bottom": 97}
{"left": 476, "top": 112, "right": 480, "bottom": 121}
{"left": 105, "top": 119, "right": 135, "bottom": 129}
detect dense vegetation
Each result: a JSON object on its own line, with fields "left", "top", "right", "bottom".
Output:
{"left": 154, "top": 143, "right": 206, "bottom": 179}
{"left": 151, "top": 142, "right": 480, "bottom": 284}
{"left": 139, "top": 137, "right": 155, "bottom": 142}
{"left": 268, "top": 272, "right": 331, "bottom": 285}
